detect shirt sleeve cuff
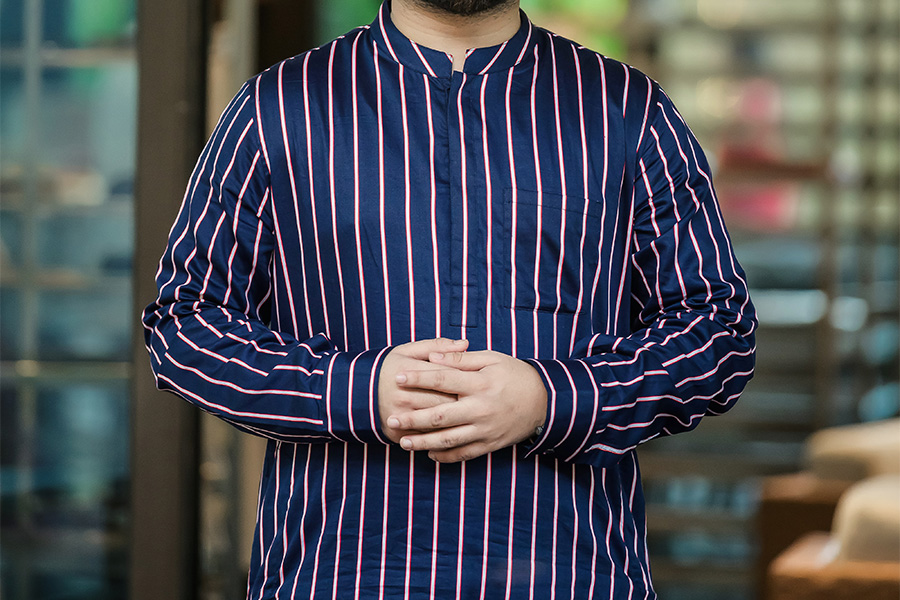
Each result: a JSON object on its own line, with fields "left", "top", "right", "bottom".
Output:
{"left": 521, "top": 358, "right": 599, "bottom": 462}
{"left": 324, "top": 347, "right": 392, "bottom": 445}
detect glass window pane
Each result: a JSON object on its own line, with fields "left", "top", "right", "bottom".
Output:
{"left": 0, "top": 1, "right": 136, "bottom": 598}
{"left": 36, "top": 283, "right": 131, "bottom": 361}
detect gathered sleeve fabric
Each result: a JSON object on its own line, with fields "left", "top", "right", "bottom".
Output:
{"left": 141, "top": 80, "right": 389, "bottom": 445}
{"left": 527, "top": 84, "right": 757, "bottom": 468}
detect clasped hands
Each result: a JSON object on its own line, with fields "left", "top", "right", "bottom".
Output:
{"left": 377, "top": 338, "right": 548, "bottom": 463}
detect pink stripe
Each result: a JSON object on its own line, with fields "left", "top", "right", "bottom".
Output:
{"left": 659, "top": 107, "right": 718, "bottom": 304}
{"left": 351, "top": 31, "right": 371, "bottom": 349}
{"left": 253, "top": 77, "right": 271, "bottom": 171}
{"left": 629, "top": 459, "right": 651, "bottom": 597}
{"left": 400, "top": 64, "right": 417, "bottom": 340}
{"left": 424, "top": 76, "right": 442, "bottom": 338}
{"left": 309, "top": 444, "right": 329, "bottom": 596}
{"left": 227, "top": 332, "right": 290, "bottom": 356}
{"left": 548, "top": 35, "right": 567, "bottom": 359}
{"left": 374, "top": 44, "right": 393, "bottom": 345}
{"left": 544, "top": 361, "right": 579, "bottom": 453}
{"left": 429, "top": 463, "right": 441, "bottom": 597}
{"left": 529, "top": 46, "right": 543, "bottom": 355}
{"left": 505, "top": 67, "right": 519, "bottom": 355}
{"left": 272, "top": 364, "right": 324, "bottom": 375}
{"left": 326, "top": 352, "right": 365, "bottom": 442}
{"left": 675, "top": 349, "right": 755, "bottom": 387}
{"left": 164, "top": 93, "right": 250, "bottom": 300}
{"left": 569, "top": 45, "right": 590, "bottom": 355}
{"left": 353, "top": 445, "right": 369, "bottom": 599}
{"left": 368, "top": 348, "right": 391, "bottom": 445}
{"left": 480, "top": 76, "right": 494, "bottom": 349}
{"left": 273, "top": 447, "right": 298, "bottom": 599}
{"left": 288, "top": 448, "right": 313, "bottom": 597}
{"left": 634, "top": 73, "right": 653, "bottom": 155}
{"left": 661, "top": 329, "right": 732, "bottom": 367}
{"left": 587, "top": 470, "right": 598, "bottom": 600}
{"left": 618, "top": 484, "right": 634, "bottom": 600}
{"left": 455, "top": 462, "right": 467, "bottom": 600}
{"left": 649, "top": 126, "right": 689, "bottom": 305}
{"left": 244, "top": 190, "right": 269, "bottom": 315}
{"left": 478, "top": 40, "right": 508, "bottom": 74}
{"left": 410, "top": 40, "right": 438, "bottom": 77}
{"left": 328, "top": 41, "right": 350, "bottom": 347}
{"left": 596, "top": 56, "right": 618, "bottom": 335}
{"left": 173, "top": 327, "right": 271, "bottom": 378}
{"left": 478, "top": 454, "right": 493, "bottom": 600}
{"left": 530, "top": 361, "right": 558, "bottom": 441}
{"left": 288, "top": 449, "right": 310, "bottom": 596}
{"left": 404, "top": 452, "right": 415, "bottom": 599}
{"left": 378, "top": 447, "right": 391, "bottom": 599}
{"left": 257, "top": 441, "right": 281, "bottom": 599}
{"left": 330, "top": 445, "right": 349, "bottom": 599}
{"left": 376, "top": 5, "right": 400, "bottom": 63}
{"left": 276, "top": 60, "right": 307, "bottom": 338}
{"left": 603, "top": 470, "right": 616, "bottom": 600}
{"left": 162, "top": 355, "right": 322, "bottom": 405}
{"left": 198, "top": 212, "right": 228, "bottom": 301}
{"left": 302, "top": 51, "right": 333, "bottom": 339}
{"left": 457, "top": 73, "right": 470, "bottom": 331}
{"left": 550, "top": 465, "right": 559, "bottom": 600}
{"left": 503, "top": 447, "right": 518, "bottom": 599}
{"left": 225, "top": 149, "right": 263, "bottom": 307}
{"left": 528, "top": 458, "right": 539, "bottom": 600}
{"left": 564, "top": 361, "right": 601, "bottom": 462}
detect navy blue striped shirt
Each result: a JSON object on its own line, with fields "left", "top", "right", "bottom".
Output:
{"left": 143, "top": 4, "right": 756, "bottom": 598}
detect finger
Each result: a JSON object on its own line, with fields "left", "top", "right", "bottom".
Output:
{"left": 427, "top": 442, "right": 493, "bottom": 463}
{"left": 395, "top": 337, "right": 468, "bottom": 360}
{"left": 396, "top": 424, "right": 479, "bottom": 453}
{"left": 393, "top": 388, "right": 457, "bottom": 411}
{"left": 427, "top": 350, "right": 497, "bottom": 371}
{"left": 396, "top": 368, "right": 481, "bottom": 396}
{"left": 387, "top": 400, "right": 469, "bottom": 432}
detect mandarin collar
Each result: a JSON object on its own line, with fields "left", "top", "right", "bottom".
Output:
{"left": 369, "top": 1, "right": 535, "bottom": 78}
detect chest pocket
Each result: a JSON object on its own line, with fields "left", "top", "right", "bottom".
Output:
{"left": 501, "top": 187, "right": 602, "bottom": 315}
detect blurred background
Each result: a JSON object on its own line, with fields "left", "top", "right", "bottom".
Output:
{"left": 0, "top": 0, "right": 897, "bottom": 598}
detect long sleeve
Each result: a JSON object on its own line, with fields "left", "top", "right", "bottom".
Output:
{"left": 527, "top": 85, "right": 757, "bottom": 468}
{"left": 141, "top": 80, "right": 388, "bottom": 445}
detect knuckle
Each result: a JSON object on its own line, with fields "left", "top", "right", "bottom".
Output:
{"left": 430, "top": 411, "right": 445, "bottom": 427}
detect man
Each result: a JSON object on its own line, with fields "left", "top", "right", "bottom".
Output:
{"left": 142, "top": 0, "right": 756, "bottom": 597}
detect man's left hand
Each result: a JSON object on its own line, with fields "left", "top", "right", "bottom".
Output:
{"left": 386, "top": 350, "right": 548, "bottom": 463}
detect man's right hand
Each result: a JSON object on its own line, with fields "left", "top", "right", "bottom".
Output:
{"left": 378, "top": 338, "right": 468, "bottom": 443}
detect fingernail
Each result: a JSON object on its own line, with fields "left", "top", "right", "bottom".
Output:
{"left": 395, "top": 373, "right": 407, "bottom": 384}
{"left": 453, "top": 339, "right": 467, "bottom": 345}
{"left": 387, "top": 417, "right": 400, "bottom": 428}
{"left": 431, "top": 352, "right": 444, "bottom": 360}
{"left": 400, "top": 438, "right": 413, "bottom": 450}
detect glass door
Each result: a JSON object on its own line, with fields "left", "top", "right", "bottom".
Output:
{"left": 0, "top": 1, "right": 137, "bottom": 598}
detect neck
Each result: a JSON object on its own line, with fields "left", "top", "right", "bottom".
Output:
{"left": 390, "top": 0, "right": 520, "bottom": 72}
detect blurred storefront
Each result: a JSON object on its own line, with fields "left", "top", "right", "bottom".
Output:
{"left": 0, "top": 1, "right": 897, "bottom": 599}
{"left": 1, "top": 1, "right": 136, "bottom": 597}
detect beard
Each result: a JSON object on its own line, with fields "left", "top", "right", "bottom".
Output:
{"left": 412, "top": 0, "right": 517, "bottom": 17}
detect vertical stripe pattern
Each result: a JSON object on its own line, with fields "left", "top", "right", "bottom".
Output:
{"left": 142, "top": 4, "right": 756, "bottom": 598}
